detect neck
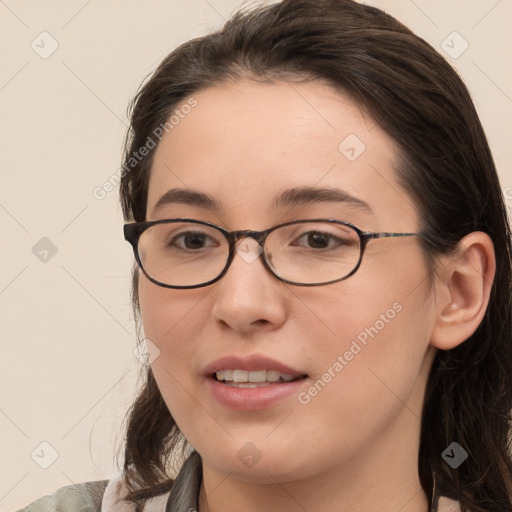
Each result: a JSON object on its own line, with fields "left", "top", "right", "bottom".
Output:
{"left": 199, "top": 465, "right": 428, "bottom": 512}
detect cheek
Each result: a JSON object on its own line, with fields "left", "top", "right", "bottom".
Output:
{"left": 302, "top": 270, "right": 433, "bottom": 429}
{"left": 138, "top": 276, "right": 209, "bottom": 428}
{"left": 138, "top": 275, "right": 208, "bottom": 345}
{"left": 137, "top": 275, "right": 210, "bottom": 393}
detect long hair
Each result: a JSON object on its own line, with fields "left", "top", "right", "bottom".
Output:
{"left": 117, "top": 1, "right": 512, "bottom": 510}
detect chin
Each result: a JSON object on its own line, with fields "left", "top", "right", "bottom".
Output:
{"left": 198, "top": 441, "right": 315, "bottom": 484}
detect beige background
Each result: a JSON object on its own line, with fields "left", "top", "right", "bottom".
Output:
{"left": 1, "top": 0, "right": 511, "bottom": 509}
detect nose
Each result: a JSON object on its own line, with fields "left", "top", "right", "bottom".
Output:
{"left": 210, "top": 237, "right": 287, "bottom": 334}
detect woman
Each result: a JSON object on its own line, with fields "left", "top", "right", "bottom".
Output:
{"left": 17, "top": 0, "right": 512, "bottom": 511}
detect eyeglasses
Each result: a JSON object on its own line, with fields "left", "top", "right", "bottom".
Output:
{"left": 123, "top": 218, "right": 419, "bottom": 289}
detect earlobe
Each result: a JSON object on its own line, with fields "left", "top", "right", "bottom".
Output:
{"left": 430, "top": 232, "right": 496, "bottom": 351}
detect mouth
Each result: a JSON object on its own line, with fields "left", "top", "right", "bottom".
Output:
{"left": 203, "top": 355, "right": 309, "bottom": 410}
{"left": 213, "top": 369, "right": 308, "bottom": 388}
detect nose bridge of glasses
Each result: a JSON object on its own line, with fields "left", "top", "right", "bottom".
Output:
{"left": 231, "top": 229, "right": 266, "bottom": 245}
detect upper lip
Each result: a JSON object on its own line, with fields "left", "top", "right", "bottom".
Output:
{"left": 203, "top": 354, "right": 307, "bottom": 377}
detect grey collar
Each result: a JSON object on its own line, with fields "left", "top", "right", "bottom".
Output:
{"left": 165, "top": 451, "right": 202, "bottom": 512}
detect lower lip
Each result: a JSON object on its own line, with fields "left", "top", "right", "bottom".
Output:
{"left": 206, "top": 377, "right": 307, "bottom": 410}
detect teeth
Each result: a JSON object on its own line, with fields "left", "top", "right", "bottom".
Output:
{"left": 266, "top": 370, "right": 280, "bottom": 382}
{"left": 248, "top": 370, "right": 267, "bottom": 382}
{"left": 233, "top": 369, "right": 249, "bottom": 382}
{"left": 215, "top": 369, "right": 298, "bottom": 383}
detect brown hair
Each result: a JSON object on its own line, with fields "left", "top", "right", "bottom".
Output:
{"left": 117, "top": 1, "right": 512, "bottom": 510}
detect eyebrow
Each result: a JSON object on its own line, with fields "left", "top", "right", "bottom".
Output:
{"left": 151, "top": 186, "right": 373, "bottom": 215}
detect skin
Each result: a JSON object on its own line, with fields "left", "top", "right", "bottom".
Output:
{"left": 137, "top": 78, "right": 495, "bottom": 511}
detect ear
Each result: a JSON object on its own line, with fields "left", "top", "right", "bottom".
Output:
{"left": 430, "top": 232, "right": 496, "bottom": 350}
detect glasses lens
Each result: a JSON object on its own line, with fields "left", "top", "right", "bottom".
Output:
{"left": 137, "top": 222, "right": 229, "bottom": 287}
{"left": 265, "top": 221, "right": 361, "bottom": 284}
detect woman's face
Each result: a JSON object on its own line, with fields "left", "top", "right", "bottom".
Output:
{"left": 139, "top": 78, "right": 438, "bottom": 484}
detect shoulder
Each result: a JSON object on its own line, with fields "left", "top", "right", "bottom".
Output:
{"left": 15, "top": 476, "right": 173, "bottom": 512}
{"left": 15, "top": 480, "right": 109, "bottom": 512}
{"left": 17, "top": 452, "right": 201, "bottom": 511}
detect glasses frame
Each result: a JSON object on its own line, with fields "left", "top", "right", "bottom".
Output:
{"left": 124, "top": 218, "right": 419, "bottom": 289}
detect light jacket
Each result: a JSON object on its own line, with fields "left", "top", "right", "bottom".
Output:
{"left": 16, "top": 451, "right": 462, "bottom": 511}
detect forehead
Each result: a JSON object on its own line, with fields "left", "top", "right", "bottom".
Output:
{"left": 147, "top": 78, "right": 417, "bottom": 229}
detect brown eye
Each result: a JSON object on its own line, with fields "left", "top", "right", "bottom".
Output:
{"left": 170, "top": 231, "right": 217, "bottom": 250}
{"left": 294, "top": 231, "right": 348, "bottom": 250}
